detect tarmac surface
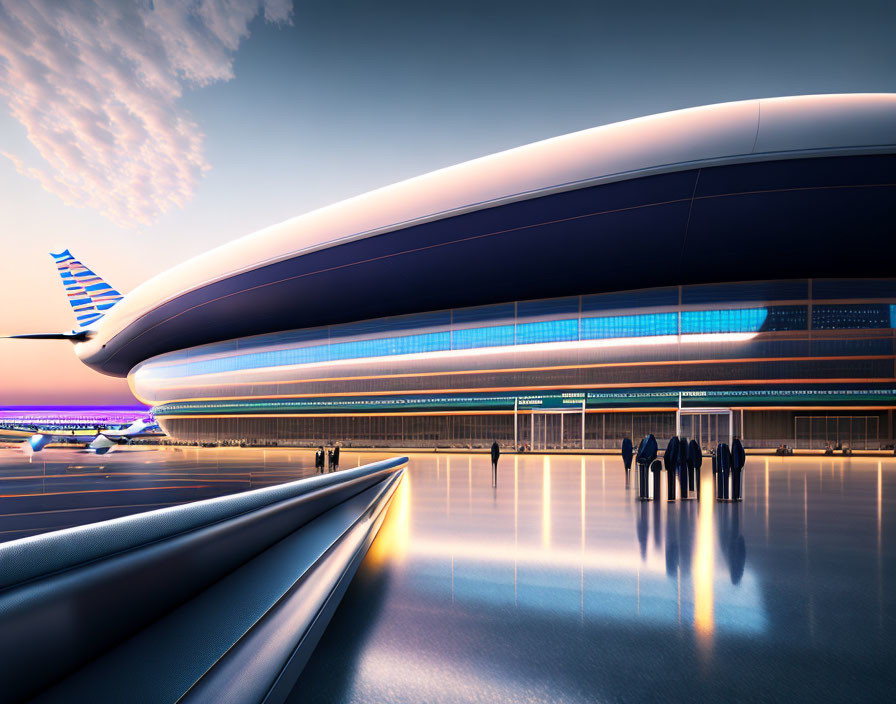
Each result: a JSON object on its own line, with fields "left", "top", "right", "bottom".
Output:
{"left": 0, "top": 445, "right": 317, "bottom": 542}
{"left": 1, "top": 448, "right": 894, "bottom": 702}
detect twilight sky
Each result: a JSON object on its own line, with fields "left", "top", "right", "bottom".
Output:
{"left": 1, "top": 0, "right": 895, "bottom": 406}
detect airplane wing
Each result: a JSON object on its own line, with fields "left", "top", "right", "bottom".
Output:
{"left": 2, "top": 332, "right": 90, "bottom": 341}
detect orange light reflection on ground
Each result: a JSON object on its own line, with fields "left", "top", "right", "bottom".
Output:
{"left": 542, "top": 456, "right": 551, "bottom": 548}
{"left": 364, "top": 471, "right": 411, "bottom": 568}
{"left": 694, "top": 470, "right": 715, "bottom": 656}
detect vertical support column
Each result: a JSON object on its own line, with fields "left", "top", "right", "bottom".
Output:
{"left": 728, "top": 411, "right": 734, "bottom": 446}
{"left": 560, "top": 413, "right": 564, "bottom": 451}
{"left": 582, "top": 400, "right": 586, "bottom": 451}
{"left": 676, "top": 393, "right": 682, "bottom": 437}
{"left": 514, "top": 397, "right": 518, "bottom": 451}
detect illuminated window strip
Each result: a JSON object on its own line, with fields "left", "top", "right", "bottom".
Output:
{"left": 142, "top": 307, "right": 783, "bottom": 380}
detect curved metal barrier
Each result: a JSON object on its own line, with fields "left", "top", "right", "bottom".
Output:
{"left": 0, "top": 456, "right": 408, "bottom": 703}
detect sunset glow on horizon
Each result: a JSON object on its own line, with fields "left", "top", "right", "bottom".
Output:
{"left": 2, "top": 0, "right": 895, "bottom": 406}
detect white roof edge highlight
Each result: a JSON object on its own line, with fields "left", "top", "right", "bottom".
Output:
{"left": 86, "top": 94, "right": 896, "bottom": 356}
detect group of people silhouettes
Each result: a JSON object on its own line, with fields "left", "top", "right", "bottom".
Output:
{"left": 623, "top": 434, "right": 746, "bottom": 501}
{"left": 314, "top": 443, "right": 340, "bottom": 473}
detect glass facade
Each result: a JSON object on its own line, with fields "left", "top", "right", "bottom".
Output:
{"left": 136, "top": 279, "right": 896, "bottom": 450}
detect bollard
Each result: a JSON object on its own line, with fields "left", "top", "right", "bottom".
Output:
{"left": 664, "top": 436, "right": 679, "bottom": 502}
{"left": 639, "top": 458, "right": 649, "bottom": 499}
{"left": 731, "top": 437, "right": 746, "bottom": 502}
{"left": 651, "top": 459, "right": 663, "bottom": 500}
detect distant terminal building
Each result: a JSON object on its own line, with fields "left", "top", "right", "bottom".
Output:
{"left": 0, "top": 408, "right": 155, "bottom": 444}
{"left": 72, "top": 95, "right": 896, "bottom": 450}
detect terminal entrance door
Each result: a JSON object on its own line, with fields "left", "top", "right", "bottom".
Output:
{"left": 677, "top": 408, "right": 733, "bottom": 451}
{"left": 531, "top": 410, "right": 584, "bottom": 450}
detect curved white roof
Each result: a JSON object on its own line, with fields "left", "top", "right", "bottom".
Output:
{"left": 79, "top": 93, "right": 896, "bottom": 365}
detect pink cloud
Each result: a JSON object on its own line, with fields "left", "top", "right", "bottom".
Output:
{"left": 0, "top": 0, "right": 293, "bottom": 227}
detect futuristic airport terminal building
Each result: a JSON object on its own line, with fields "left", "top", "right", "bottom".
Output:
{"left": 77, "top": 94, "right": 896, "bottom": 450}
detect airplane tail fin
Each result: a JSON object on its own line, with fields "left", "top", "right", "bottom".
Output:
{"left": 50, "top": 250, "right": 124, "bottom": 330}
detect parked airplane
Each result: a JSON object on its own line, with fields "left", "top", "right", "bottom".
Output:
{"left": 22, "top": 417, "right": 158, "bottom": 457}
{"left": 0, "top": 251, "right": 162, "bottom": 456}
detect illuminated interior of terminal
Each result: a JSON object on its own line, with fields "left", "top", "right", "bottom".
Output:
{"left": 133, "top": 278, "right": 896, "bottom": 450}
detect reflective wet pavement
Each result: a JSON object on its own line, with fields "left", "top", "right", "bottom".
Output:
{"left": 0, "top": 446, "right": 318, "bottom": 542}
{"left": 1, "top": 449, "right": 893, "bottom": 701}
{"left": 295, "top": 453, "right": 896, "bottom": 703}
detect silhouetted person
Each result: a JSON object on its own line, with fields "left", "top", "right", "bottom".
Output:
{"left": 716, "top": 443, "right": 731, "bottom": 500}
{"left": 677, "top": 435, "right": 690, "bottom": 500}
{"left": 664, "top": 436, "right": 680, "bottom": 501}
{"left": 491, "top": 440, "right": 500, "bottom": 487}
{"left": 621, "top": 437, "right": 633, "bottom": 472}
{"left": 688, "top": 439, "right": 703, "bottom": 498}
{"left": 636, "top": 434, "right": 658, "bottom": 500}
{"left": 327, "top": 449, "right": 334, "bottom": 472}
{"left": 315, "top": 446, "right": 325, "bottom": 473}
{"left": 333, "top": 443, "right": 340, "bottom": 471}
{"left": 731, "top": 437, "right": 745, "bottom": 501}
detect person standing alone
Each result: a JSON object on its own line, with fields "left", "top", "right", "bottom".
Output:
{"left": 490, "top": 440, "right": 500, "bottom": 488}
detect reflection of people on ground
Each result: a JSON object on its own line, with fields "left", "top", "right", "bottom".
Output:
{"left": 678, "top": 501, "right": 694, "bottom": 577}
{"left": 718, "top": 504, "right": 747, "bottom": 584}
{"left": 665, "top": 501, "right": 695, "bottom": 578}
{"left": 665, "top": 505, "right": 679, "bottom": 577}
{"left": 637, "top": 501, "right": 649, "bottom": 560}
{"left": 490, "top": 440, "right": 500, "bottom": 487}
{"left": 315, "top": 446, "right": 325, "bottom": 473}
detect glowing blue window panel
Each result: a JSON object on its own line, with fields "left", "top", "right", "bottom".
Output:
{"left": 452, "top": 325, "right": 515, "bottom": 350}
{"left": 329, "top": 332, "right": 450, "bottom": 360}
{"left": 891, "top": 305, "right": 896, "bottom": 329}
{"left": 680, "top": 308, "right": 768, "bottom": 334}
{"left": 580, "top": 313, "right": 677, "bottom": 339}
{"left": 515, "top": 319, "right": 578, "bottom": 345}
